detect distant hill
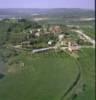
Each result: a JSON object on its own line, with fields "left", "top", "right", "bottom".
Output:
{"left": 0, "top": 8, "right": 95, "bottom": 18}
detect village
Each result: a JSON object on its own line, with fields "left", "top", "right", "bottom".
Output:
{"left": 0, "top": 6, "right": 95, "bottom": 100}
{"left": 11, "top": 23, "right": 95, "bottom": 57}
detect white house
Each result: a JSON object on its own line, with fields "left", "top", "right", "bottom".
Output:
{"left": 37, "top": 29, "right": 41, "bottom": 32}
{"left": 58, "top": 34, "right": 64, "bottom": 41}
{"left": 35, "top": 32, "right": 40, "bottom": 37}
{"left": 48, "top": 40, "right": 53, "bottom": 45}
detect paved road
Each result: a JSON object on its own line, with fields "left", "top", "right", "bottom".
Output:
{"left": 32, "top": 47, "right": 55, "bottom": 53}
{"left": 32, "top": 45, "right": 94, "bottom": 54}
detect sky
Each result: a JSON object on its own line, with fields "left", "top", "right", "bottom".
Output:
{"left": 0, "top": 0, "right": 95, "bottom": 9}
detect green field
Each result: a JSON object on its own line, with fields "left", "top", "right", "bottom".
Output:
{"left": 76, "top": 48, "right": 95, "bottom": 100}
{"left": 0, "top": 51, "right": 78, "bottom": 100}
{"left": 80, "top": 26, "right": 95, "bottom": 39}
{"left": 0, "top": 48, "right": 95, "bottom": 100}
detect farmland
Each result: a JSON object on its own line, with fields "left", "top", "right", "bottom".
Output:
{"left": 0, "top": 8, "right": 95, "bottom": 100}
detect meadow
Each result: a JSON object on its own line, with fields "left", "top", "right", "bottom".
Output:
{"left": 0, "top": 51, "right": 78, "bottom": 100}
{"left": 0, "top": 48, "right": 95, "bottom": 100}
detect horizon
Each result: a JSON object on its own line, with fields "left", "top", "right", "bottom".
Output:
{"left": 0, "top": 8, "right": 94, "bottom": 11}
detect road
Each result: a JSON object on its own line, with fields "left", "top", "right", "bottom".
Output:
{"left": 71, "top": 29, "right": 95, "bottom": 46}
{"left": 32, "top": 47, "right": 56, "bottom": 53}
{"left": 32, "top": 45, "right": 95, "bottom": 54}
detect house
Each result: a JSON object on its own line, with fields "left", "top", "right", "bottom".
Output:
{"left": 58, "top": 34, "right": 64, "bottom": 41}
{"left": 49, "top": 25, "right": 62, "bottom": 34}
{"left": 48, "top": 40, "right": 53, "bottom": 46}
{"left": 68, "top": 46, "right": 80, "bottom": 52}
{"left": 60, "top": 41, "right": 67, "bottom": 46}
{"left": 37, "top": 29, "right": 41, "bottom": 32}
{"left": 35, "top": 32, "right": 40, "bottom": 37}
{"left": 29, "top": 30, "right": 33, "bottom": 34}
{"left": 68, "top": 42, "right": 79, "bottom": 52}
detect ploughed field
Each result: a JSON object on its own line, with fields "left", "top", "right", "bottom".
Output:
{"left": 0, "top": 48, "right": 95, "bottom": 100}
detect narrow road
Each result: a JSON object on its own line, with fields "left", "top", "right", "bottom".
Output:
{"left": 32, "top": 47, "right": 56, "bottom": 53}
{"left": 32, "top": 45, "right": 94, "bottom": 54}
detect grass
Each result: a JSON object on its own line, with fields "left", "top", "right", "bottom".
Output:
{"left": 80, "top": 26, "right": 95, "bottom": 39}
{"left": 75, "top": 48, "right": 95, "bottom": 100}
{"left": 0, "top": 51, "right": 78, "bottom": 100}
{"left": 0, "top": 48, "right": 95, "bottom": 100}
